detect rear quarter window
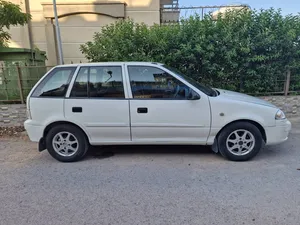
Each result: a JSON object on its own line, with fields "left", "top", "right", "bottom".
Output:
{"left": 32, "top": 67, "right": 76, "bottom": 97}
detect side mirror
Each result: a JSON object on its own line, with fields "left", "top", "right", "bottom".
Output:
{"left": 187, "top": 89, "right": 200, "bottom": 100}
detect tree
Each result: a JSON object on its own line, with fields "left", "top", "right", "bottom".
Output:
{"left": 0, "top": 0, "right": 31, "bottom": 47}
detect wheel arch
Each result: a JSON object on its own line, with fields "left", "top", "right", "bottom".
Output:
{"left": 43, "top": 121, "right": 90, "bottom": 143}
{"left": 212, "top": 119, "right": 267, "bottom": 153}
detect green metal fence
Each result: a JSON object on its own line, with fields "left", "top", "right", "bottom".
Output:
{"left": 0, "top": 65, "right": 53, "bottom": 103}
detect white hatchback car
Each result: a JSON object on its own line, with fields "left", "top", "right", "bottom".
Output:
{"left": 25, "top": 62, "right": 291, "bottom": 162}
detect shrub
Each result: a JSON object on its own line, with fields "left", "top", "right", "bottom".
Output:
{"left": 81, "top": 8, "right": 300, "bottom": 94}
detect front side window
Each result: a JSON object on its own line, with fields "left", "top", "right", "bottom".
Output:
{"left": 70, "top": 66, "right": 125, "bottom": 98}
{"left": 128, "top": 66, "right": 190, "bottom": 99}
{"left": 162, "top": 65, "right": 217, "bottom": 97}
{"left": 32, "top": 67, "right": 76, "bottom": 97}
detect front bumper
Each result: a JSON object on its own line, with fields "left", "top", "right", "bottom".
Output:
{"left": 24, "top": 120, "right": 44, "bottom": 142}
{"left": 265, "top": 119, "right": 292, "bottom": 145}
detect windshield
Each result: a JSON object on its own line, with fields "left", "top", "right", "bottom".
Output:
{"left": 162, "top": 65, "right": 217, "bottom": 97}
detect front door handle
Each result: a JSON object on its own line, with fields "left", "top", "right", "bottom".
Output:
{"left": 137, "top": 107, "right": 148, "bottom": 113}
{"left": 72, "top": 107, "right": 82, "bottom": 113}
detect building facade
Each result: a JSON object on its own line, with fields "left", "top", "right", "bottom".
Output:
{"left": 8, "top": 0, "right": 179, "bottom": 65}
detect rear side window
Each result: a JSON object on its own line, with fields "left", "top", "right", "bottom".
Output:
{"left": 70, "top": 67, "right": 88, "bottom": 97}
{"left": 70, "top": 66, "right": 125, "bottom": 98}
{"left": 32, "top": 67, "right": 76, "bottom": 97}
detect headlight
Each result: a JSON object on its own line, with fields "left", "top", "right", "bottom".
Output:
{"left": 275, "top": 110, "right": 286, "bottom": 120}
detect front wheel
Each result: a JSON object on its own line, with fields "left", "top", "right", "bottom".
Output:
{"left": 218, "top": 122, "right": 263, "bottom": 161}
{"left": 45, "top": 124, "right": 89, "bottom": 162}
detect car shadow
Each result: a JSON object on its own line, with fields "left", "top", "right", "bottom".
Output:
{"left": 86, "top": 143, "right": 293, "bottom": 162}
{"left": 87, "top": 145, "right": 214, "bottom": 159}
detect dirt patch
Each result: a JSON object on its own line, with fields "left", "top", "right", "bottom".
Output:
{"left": 0, "top": 126, "right": 26, "bottom": 138}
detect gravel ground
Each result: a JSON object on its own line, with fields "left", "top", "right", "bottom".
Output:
{"left": 0, "top": 119, "right": 300, "bottom": 225}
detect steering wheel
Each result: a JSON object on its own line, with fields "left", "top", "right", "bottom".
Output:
{"left": 96, "top": 85, "right": 109, "bottom": 95}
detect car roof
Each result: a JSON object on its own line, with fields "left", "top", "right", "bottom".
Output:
{"left": 55, "top": 62, "right": 164, "bottom": 67}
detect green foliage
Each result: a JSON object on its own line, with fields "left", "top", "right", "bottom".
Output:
{"left": 81, "top": 8, "right": 300, "bottom": 94}
{"left": 0, "top": 0, "right": 31, "bottom": 47}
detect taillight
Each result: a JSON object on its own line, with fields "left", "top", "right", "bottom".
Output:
{"left": 26, "top": 95, "right": 31, "bottom": 119}
{"left": 26, "top": 109, "right": 32, "bottom": 119}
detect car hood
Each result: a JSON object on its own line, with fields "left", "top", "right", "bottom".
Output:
{"left": 215, "top": 88, "right": 277, "bottom": 108}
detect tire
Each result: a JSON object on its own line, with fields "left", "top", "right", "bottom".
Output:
{"left": 218, "top": 122, "right": 263, "bottom": 161}
{"left": 45, "top": 124, "right": 89, "bottom": 162}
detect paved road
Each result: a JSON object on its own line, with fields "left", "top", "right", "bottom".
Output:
{"left": 0, "top": 120, "right": 300, "bottom": 225}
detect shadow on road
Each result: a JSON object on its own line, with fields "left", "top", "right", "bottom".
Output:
{"left": 86, "top": 142, "right": 294, "bottom": 162}
{"left": 88, "top": 145, "right": 213, "bottom": 159}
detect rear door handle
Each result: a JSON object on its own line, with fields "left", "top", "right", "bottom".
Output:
{"left": 72, "top": 107, "right": 82, "bottom": 113}
{"left": 137, "top": 107, "right": 148, "bottom": 113}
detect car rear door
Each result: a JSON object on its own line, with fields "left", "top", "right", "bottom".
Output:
{"left": 126, "top": 64, "right": 211, "bottom": 144}
{"left": 64, "top": 64, "right": 131, "bottom": 144}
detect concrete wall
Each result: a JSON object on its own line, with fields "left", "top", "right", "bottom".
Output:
{"left": 1, "top": 95, "right": 300, "bottom": 127}
{"left": 7, "top": 0, "right": 161, "bottom": 65}
{"left": 57, "top": 14, "right": 117, "bottom": 64}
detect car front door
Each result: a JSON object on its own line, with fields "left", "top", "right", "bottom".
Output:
{"left": 126, "top": 65, "right": 211, "bottom": 144}
{"left": 64, "top": 64, "right": 131, "bottom": 144}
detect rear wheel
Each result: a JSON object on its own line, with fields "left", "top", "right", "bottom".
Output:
{"left": 218, "top": 122, "right": 263, "bottom": 161}
{"left": 46, "top": 124, "right": 89, "bottom": 162}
